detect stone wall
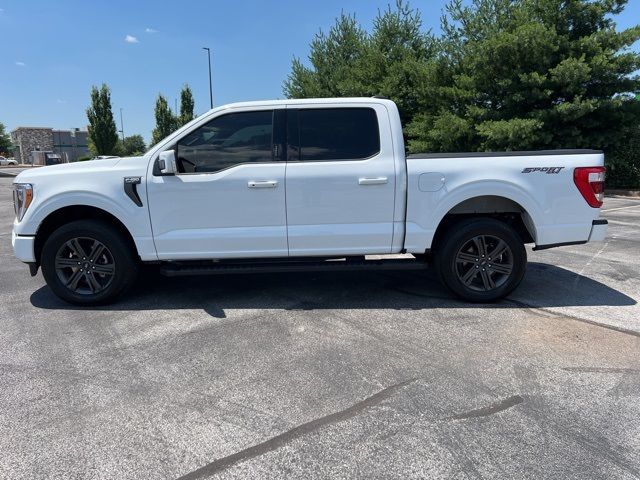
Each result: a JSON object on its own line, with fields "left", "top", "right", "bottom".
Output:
{"left": 10, "top": 127, "right": 54, "bottom": 164}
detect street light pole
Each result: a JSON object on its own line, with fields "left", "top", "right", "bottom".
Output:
{"left": 202, "top": 47, "right": 213, "bottom": 109}
{"left": 119, "top": 108, "right": 125, "bottom": 141}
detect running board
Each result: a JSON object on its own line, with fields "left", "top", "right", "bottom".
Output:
{"left": 159, "top": 258, "right": 427, "bottom": 277}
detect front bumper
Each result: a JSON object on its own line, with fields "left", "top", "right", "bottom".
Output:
{"left": 588, "top": 219, "right": 608, "bottom": 242}
{"left": 12, "top": 229, "right": 36, "bottom": 263}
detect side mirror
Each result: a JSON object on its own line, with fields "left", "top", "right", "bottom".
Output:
{"left": 157, "top": 150, "right": 177, "bottom": 175}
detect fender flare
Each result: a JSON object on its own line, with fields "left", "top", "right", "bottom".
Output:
{"left": 28, "top": 191, "right": 140, "bottom": 237}
{"left": 428, "top": 180, "right": 544, "bottom": 244}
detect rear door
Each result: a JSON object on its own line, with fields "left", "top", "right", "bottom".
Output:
{"left": 285, "top": 104, "right": 396, "bottom": 256}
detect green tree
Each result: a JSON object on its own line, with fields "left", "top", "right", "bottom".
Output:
{"left": 286, "top": 0, "right": 639, "bottom": 159}
{"left": 407, "top": 0, "right": 640, "bottom": 153}
{"left": 0, "top": 122, "right": 12, "bottom": 155}
{"left": 151, "top": 94, "right": 178, "bottom": 146}
{"left": 179, "top": 84, "right": 195, "bottom": 126}
{"left": 284, "top": 1, "right": 436, "bottom": 126}
{"left": 118, "top": 135, "right": 146, "bottom": 156}
{"left": 362, "top": 2, "right": 436, "bottom": 125}
{"left": 86, "top": 84, "right": 119, "bottom": 155}
{"left": 284, "top": 11, "right": 369, "bottom": 99}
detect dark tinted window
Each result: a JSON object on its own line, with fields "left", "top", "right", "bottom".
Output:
{"left": 176, "top": 110, "right": 273, "bottom": 173}
{"left": 295, "top": 108, "right": 380, "bottom": 161}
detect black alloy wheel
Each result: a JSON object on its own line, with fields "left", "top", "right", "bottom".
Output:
{"left": 54, "top": 237, "right": 116, "bottom": 295}
{"left": 41, "top": 220, "right": 138, "bottom": 305}
{"left": 435, "top": 218, "right": 526, "bottom": 302}
{"left": 454, "top": 235, "right": 514, "bottom": 292}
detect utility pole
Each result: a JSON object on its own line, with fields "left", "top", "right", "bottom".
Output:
{"left": 202, "top": 47, "right": 213, "bottom": 109}
{"left": 119, "top": 108, "right": 125, "bottom": 142}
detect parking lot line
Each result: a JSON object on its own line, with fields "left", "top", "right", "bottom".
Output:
{"left": 602, "top": 204, "right": 640, "bottom": 212}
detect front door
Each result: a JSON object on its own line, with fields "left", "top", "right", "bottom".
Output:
{"left": 285, "top": 105, "right": 396, "bottom": 256}
{"left": 147, "top": 108, "right": 288, "bottom": 260}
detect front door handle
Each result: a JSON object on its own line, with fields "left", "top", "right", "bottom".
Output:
{"left": 248, "top": 180, "right": 278, "bottom": 188}
{"left": 358, "top": 177, "right": 388, "bottom": 185}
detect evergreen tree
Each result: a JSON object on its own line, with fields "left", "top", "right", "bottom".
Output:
{"left": 363, "top": 2, "right": 436, "bottom": 125}
{"left": 284, "top": 11, "right": 369, "bottom": 99}
{"left": 284, "top": 0, "right": 639, "bottom": 156}
{"left": 407, "top": 0, "right": 640, "bottom": 152}
{"left": 284, "top": 1, "right": 436, "bottom": 126}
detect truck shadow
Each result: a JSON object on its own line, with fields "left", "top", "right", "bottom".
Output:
{"left": 29, "top": 262, "right": 636, "bottom": 318}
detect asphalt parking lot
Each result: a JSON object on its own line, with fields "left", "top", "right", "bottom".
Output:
{"left": 0, "top": 175, "right": 639, "bottom": 479}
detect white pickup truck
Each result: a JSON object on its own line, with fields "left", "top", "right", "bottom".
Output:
{"left": 11, "top": 98, "right": 608, "bottom": 305}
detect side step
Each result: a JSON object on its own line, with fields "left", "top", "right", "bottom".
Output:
{"left": 159, "top": 257, "right": 428, "bottom": 277}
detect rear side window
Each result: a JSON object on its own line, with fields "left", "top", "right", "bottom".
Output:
{"left": 289, "top": 108, "right": 380, "bottom": 161}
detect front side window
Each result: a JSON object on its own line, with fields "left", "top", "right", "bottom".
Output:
{"left": 176, "top": 110, "right": 274, "bottom": 173}
{"left": 291, "top": 108, "right": 380, "bottom": 161}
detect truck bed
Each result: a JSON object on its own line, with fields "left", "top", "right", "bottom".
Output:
{"left": 403, "top": 149, "right": 606, "bottom": 253}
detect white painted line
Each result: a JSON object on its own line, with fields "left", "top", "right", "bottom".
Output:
{"left": 573, "top": 239, "right": 610, "bottom": 289}
{"left": 602, "top": 205, "right": 640, "bottom": 213}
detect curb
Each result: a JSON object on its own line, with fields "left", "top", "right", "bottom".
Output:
{"left": 606, "top": 189, "right": 640, "bottom": 198}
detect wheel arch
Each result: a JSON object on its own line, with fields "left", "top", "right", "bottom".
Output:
{"left": 430, "top": 194, "right": 538, "bottom": 253}
{"left": 34, "top": 205, "right": 139, "bottom": 265}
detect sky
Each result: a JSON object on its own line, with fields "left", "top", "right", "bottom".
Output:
{"left": 1, "top": 0, "right": 639, "bottom": 143}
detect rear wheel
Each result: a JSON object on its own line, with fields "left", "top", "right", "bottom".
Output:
{"left": 434, "top": 218, "right": 526, "bottom": 302}
{"left": 41, "top": 220, "right": 138, "bottom": 305}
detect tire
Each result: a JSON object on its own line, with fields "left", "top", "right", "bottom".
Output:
{"left": 434, "top": 218, "right": 526, "bottom": 302}
{"left": 41, "top": 220, "right": 138, "bottom": 305}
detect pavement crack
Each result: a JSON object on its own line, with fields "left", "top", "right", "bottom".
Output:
{"left": 449, "top": 395, "right": 524, "bottom": 421}
{"left": 175, "top": 378, "right": 419, "bottom": 479}
{"left": 504, "top": 299, "right": 640, "bottom": 338}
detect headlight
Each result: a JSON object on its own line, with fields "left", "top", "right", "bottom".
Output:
{"left": 13, "top": 183, "right": 33, "bottom": 221}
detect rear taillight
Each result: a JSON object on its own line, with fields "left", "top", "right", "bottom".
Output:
{"left": 574, "top": 167, "right": 605, "bottom": 208}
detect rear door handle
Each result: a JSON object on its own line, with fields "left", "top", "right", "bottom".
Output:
{"left": 248, "top": 180, "right": 278, "bottom": 188}
{"left": 358, "top": 177, "right": 388, "bottom": 185}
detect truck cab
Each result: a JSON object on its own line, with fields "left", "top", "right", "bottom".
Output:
{"left": 148, "top": 99, "right": 404, "bottom": 260}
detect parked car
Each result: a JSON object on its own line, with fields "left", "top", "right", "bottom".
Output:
{"left": 0, "top": 156, "right": 18, "bottom": 166}
{"left": 11, "top": 98, "right": 607, "bottom": 305}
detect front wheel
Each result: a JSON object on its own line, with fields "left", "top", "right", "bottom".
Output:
{"left": 434, "top": 218, "right": 527, "bottom": 302}
{"left": 41, "top": 220, "right": 138, "bottom": 305}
